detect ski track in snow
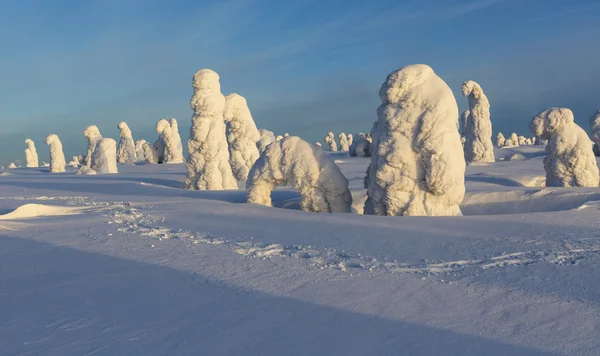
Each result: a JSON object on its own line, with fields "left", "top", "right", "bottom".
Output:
{"left": 13, "top": 195, "right": 600, "bottom": 278}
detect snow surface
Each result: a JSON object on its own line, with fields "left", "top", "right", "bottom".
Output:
{"left": 2, "top": 145, "right": 600, "bottom": 355}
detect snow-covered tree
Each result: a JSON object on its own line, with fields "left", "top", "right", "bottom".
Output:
{"left": 518, "top": 136, "right": 527, "bottom": 146}
{"left": 589, "top": 110, "right": 600, "bottom": 148}
{"left": 349, "top": 136, "right": 372, "bottom": 157}
{"left": 68, "top": 156, "right": 80, "bottom": 167}
{"left": 224, "top": 93, "right": 260, "bottom": 180}
{"left": 8, "top": 162, "right": 17, "bottom": 169}
{"left": 347, "top": 134, "right": 353, "bottom": 147}
{"left": 530, "top": 107, "right": 599, "bottom": 187}
{"left": 184, "top": 69, "right": 237, "bottom": 190}
{"left": 283, "top": 133, "right": 289, "bottom": 137}
{"left": 462, "top": 80, "right": 494, "bottom": 163}
{"left": 324, "top": 132, "right": 338, "bottom": 151}
{"left": 532, "top": 137, "right": 537, "bottom": 145}
{"left": 276, "top": 135, "right": 283, "bottom": 141}
{"left": 83, "top": 125, "right": 102, "bottom": 166}
{"left": 24, "top": 139, "right": 39, "bottom": 168}
{"left": 257, "top": 129, "right": 276, "bottom": 154}
{"left": 135, "top": 140, "right": 147, "bottom": 162}
{"left": 156, "top": 118, "right": 185, "bottom": 164}
{"left": 44, "top": 134, "right": 66, "bottom": 173}
{"left": 504, "top": 138, "right": 514, "bottom": 146}
{"left": 338, "top": 133, "right": 349, "bottom": 151}
{"left": 460, "top": 109, "right": 470, "bottom": 138}
{"left": 247, "top": 136, "right": 352, "bottom": 213}
{"left": 496, "top": 133, "right": 505, "bottom": 147}
{"left": 142, "top": 142, "right": 158, "bottom": 164}
{"left": 509, "top": 132, "right": 519, "bottom": 146}
{"left": 117, "top": 122, "right": 136, "bottom": 164}
{"left": 525, "top": 138, "right": 532, "bottom": 145}
{"left": 153, "top": 136, "right": 166, "bottom": 164}
{"left": 365, "top": 64, "right": 466, "bottom": 216}
{"left": 315, "top": 142, "right": 322, "bottom": 147}
{"left": 90, "top": 138, "right": 118, "bottom": 174}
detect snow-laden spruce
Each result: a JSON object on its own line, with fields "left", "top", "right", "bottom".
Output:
{"left": 589, "top": 110, "right": 600, "bottom": 148}
{"left": 184, "top": 69, "right": 237, "bottom": 190}
{"left": 462, "top": 80, "right": 494, "bottom": 163}
{"left": 338, "top": 133, "right": 349, "bottom": 151}
{"left": 117, "top": 122, "right": 136, "bottom": 164}
{"left": 349, "top": 135, "right": 372, "bottom": 157}
{"left": 90, "top": 138, "right": 118, "bottom": 174}
{"left": 509, "top": 133, "right": 519, "bottom": 146}
{"left": 246, "top": 136, "right": 352, "bottom": 213}
{"left": 364, "top": 64, "right": 466, "bottom": 216}
{"left": 324, "top": 132, "right": 337, "bottom": 151}
{"left": 347, "top": 134, "right": 353, "bottom": 147}
{"left": 24, "top": 139, "right": 39, "bottom": 168}
{"left": 153, "top": 137, "right": 165, "bottom": 164}
{"left": 45, "top": 134, "right": 66, "bottom": 173}
{"left": 525, "top": 138, "right": 532, "bottom": 145}
{"left": 530, "top": 107, "right": 599, "bottom": 187}
{"left": 135, "top": 140, "right": 147, "bottom": 162}
{"left": 518, "top": 136, "right": 526, "bottom": 146}
{"left": 83, "top": 125, "right": 102, "bottom": 166}
{"left": 142, "top": 142, "right": 158, "bottom": 164}
{"left": 496, "top": 133, "right": 505, "bottom": 147}
{"left": 156, "top": 119, "right": 185, "bottom": 164}
{"left": 257, "top": 129, "right": 276, "bottom": 154}
{"left": 224, "top": 93, "right": 260, "bottom": 180}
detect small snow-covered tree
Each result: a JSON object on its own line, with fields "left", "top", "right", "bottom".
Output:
{"left": 504, "top": 138, "right": 514, "bottom": 146}
{"left": 463, "top": 80, "right": 494, "bottom": 163}
{"left": 45, "top": 134, "right": 66, "bottom": 173}
{"left": 24, "top": 139, "right": 39, "bottom": 168}
{"left": 315, "top": 142, "right": 322, "bottom": 147}
{"left": 347, "top": 134, "right": 353, "bottom": 147}
{"left": 83, "top": 125, "right": 102, "bottom": 166}
{"left": 496, "top": 133, "right": 505, "bottom": 147}
{"left": 156, "top": 118, "right": 185, "bottom": 164}
{"left": 283, "top": 133, "right": 289, "bottom": 137}
{"left": 68, "top": 156, "right": 79, "bottom": 167}
{"left": 184, "top": 69, "right": 237, "bottom": 190}
{"left": 365, "top": 64, "right": 466, "bottom": 216}
{"left": 324, "top": 132, "right": 338, "bottom": 151}
{"left": 257, "top": 129, "right": 276, "bottom": 154}
{"left": 224, "top": 93, "right": 260, "bottom": 180}
{"left": 142, "top": 142, "right": 158, "bottom": 164}
{"left": 8, "top": 162, "right": 17, "bottom": 169}
{"left": 117, "top": 122, "right": 136, "bottom": 164}
{"left": 349, "top": 136, "right": 372, "bottom": 157}
{"left": 518, "top": 136, "right": 527, "bottom": 146}
{"left": 460, "top": 109, "right": 470, "bottom": 138}
{"left": 90, "top": 138, "right": 118, "bottom": 174}
{"left": 153, "top": 136, "right": 166, "bottom": 163}
{"left": 338, "top": 133, "right": 349, "bottom": 151}
{"left": 530, "top": 107, "right": 599, "bottom": 187}
{"left": 276, "top": 135, "right": 283, "bottom": 141}
{"left": 247, "top": 136, "right": 352, "bottom": 213}
{"left": 525, "top": 138, "right": 532, "bottom": 145}
{"left": 532, "top": 137, "right": 537, "bottom": 145}
{"left": 589, "top": 110, "right": 600, "bottom": 148}
{"left": 510, "top": 132, "right": 519, "bottom": 146}
{"left": 135, "top": 139, "right": 147, "bottom": 162}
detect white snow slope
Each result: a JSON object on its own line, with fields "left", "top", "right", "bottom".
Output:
{"left": 1, "top": 146, "right": 600, "bottom": 355}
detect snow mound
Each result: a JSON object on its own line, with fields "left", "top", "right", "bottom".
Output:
{"left": 504, "top": 153, "right": 526, "bottom": 161}
{"left": 0, "top": 204, "right": 86, "bottom": 220}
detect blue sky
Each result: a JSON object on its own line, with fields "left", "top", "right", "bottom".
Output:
{"left": 1, "top": 0, "right": 599, "bottom": 165}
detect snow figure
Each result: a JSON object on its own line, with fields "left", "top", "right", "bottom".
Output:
{"left": 525, "top": 138, "right": 532, "bottom": 145}
{"left": 117, "top": 122, "right": 136, "bottom": 164}
{"left": 224, "top": 93, "right": 260, "bottom": 180}
{"left": 462, "top": 80, "right": 494, "bottom": 163}
{"left": 496, "top": 133, "right": 505, "bottom": 147}
{"left": 460, "top": 109, "right": 470, "bottom": 138}
{"left": 90, "top": 138, "right": 118, "bottom": 174}
{"left": 153, "top": 137, "right": 166, "bottom": 163}
{"left": 142, "top": 142, "right": 158, "bottom": 164}
{"left": 246, "top": 136, "right": 352, "bottom": 213}
{"left": 504, "top": 138, "right": 513, "bottom": 146}
{"left": 510, "top": 133, "right": 519, "bottom": 146}
{"left": 257, "top": 129, "right": 276, "bottom": 154}
{"left": 45, "top": 134, "right": 66, "bottom": 173}
{"left": 156, "top": 118, "right": 185, "bottom": 164}
{"left": 276, "top": 135, "right": 283, "bottom": 141}
{"left": 530, "top": 107, "right": 599, "bottom": 187}
{"left": 364, "top": 64, "right": 466, "bottom": 216}
{"left": 589, "top": 110, "right": 600, "bottom": 148}
{"left": 315, "top": 142, "right": 322, "bottom": 147}
{"left": 347, "top": 134, "right": 353, "bottom": 147}
{"left": 338, "top": 133, "right": 349, "bottom": 151}
{"left": 518, "top": 136, "right": 527, "bottom": 146}
{"left": 24, "top": 139, "right": 39, "bottom": 168}
{"left": 8, "top": 162, "right": 17, "bottom": 169}
{"left": 324, "top": 132, "right": 338, "bottom": 151}
{"left": 135, "top": 140, "right": 147, "bottom": 162}
{"left": 83, "top": 125, "right": 102, "bottom": 166}
{"left": 184, "top": 69, "right": 237, "bottom": 190}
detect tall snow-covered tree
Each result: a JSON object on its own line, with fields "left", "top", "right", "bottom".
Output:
{"left": 45, "top": 134, "right": 66, "bottom": 173}
{"left": 156, "top": 118, "right": 185, "bottom": 164}
{"left": 324, "top": 132, "right": 337, "bottom": 151}
{"left": 463, "top": 80, "right": 494, "bottom": 163}
{"left": 83, "top": 125, "right": 102, "bottom": 166}
{"left": 224, "top": 93, "right": 260, "bottom": 180}
{"left": 24, "top": 139, "right": 39, "bottom": 168}
{"left": 117, "top": 122, "right": 136, "bottom": 164}
{"left": 338, "top": 133, "right": 349, "bottom": 151}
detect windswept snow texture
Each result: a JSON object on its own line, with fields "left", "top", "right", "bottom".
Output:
{"left": 589, "top": 109, "right": 600, "bottom": 147}
{"left": 463, "top": 80, "right": 495, "bottom": 163}
{"left": 142, "top": 142, "right": 157, "bottom": 164}
{"left": 87, "top": 138, "right": 118, "bottom": 174}
{"left": 224, "top": 93, "right": 260, "bottom": 180}
{"left": 247, "top": 136, "right": 352, "bottom": 213}
{"left": 365, "top": 64, "right": 465, "bottom": 216}
{"left": 156, "top": 119, "right": 185, "bottom": 164}
{"left": 338, "top": 133, "right": 349, "bottom": 151}
{"left": 324, "top": 132, "right": 338, "bottom": 152}
{"left": 257, "top": 129, "right": 276, "bottom": 154}
{"left": 117, "top": 122, "right": 136, "bottom": 164}
{"left": 24, "top": 139, "right": 39, "bottom": 168}
{"left": 83, "top": 125, "right": 102, "bottom": 167}
{"left": 135, "top": 139, "right": 147, "bottom": 162}
{"left": 184, "top": 69, "right": 236, "bottom": 190}
{"left": 530, "top": 107, "right": 599, "bottom": 187}
{"left": 45, "top": 134, "right": 66, "bottom": 173}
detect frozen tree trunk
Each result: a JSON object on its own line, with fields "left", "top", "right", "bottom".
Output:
{"left": 45, "top": 134, "right": 66, "bottom": 173}
{"left": 589, "top": 110, "right": 600, "bottom": 148}
{"left": 224, "top": 93, "right": 260, "bottom": 180}
{"left": 510, "top": 133, "right": 519, "bottom": 146}
{"left": 142, "top": 142, "right": 158, "bottom": 164}
{"left": 530, "top": 107, "right": 599, "bottom": 187}
{"left": 365, "top": 64, "right": 466, "bottom": 216}
{"left": 184, "top": 69, "right": 237, "bottom": 190}
{"left": 24, "top": 139, "right": 39, "bottom": 168}
{"left": 156, "top": 119, "right": 185, "bottom": 164}
{"left": 347, "top": 134, "right": 353, "bottom": 147}
{"left": 496, "top": 133, "right": 505, "bottom": 147}
{"left": 257, "top": 129, "right": 276, "bottom": 154}
{"left": 324, "top": 132, "right": 338, "bottom": 151}
{"left": 135, "top": 140, "right": 147, "bottom": 162}
{"left": 463, "top": 80, "right": 494, "bottom": 163}
{"left": 83, "top": 125, "right": 102, "bottom": 166}
{"left": 90, "top": 138, "right": 118, "bottom": 174}
{"left": 117, "top": 122, "right": 137, "bottom": 164}
{"left": 247, "top": 136, "right": 352, "bottom": 213}
{"left": 338, "top": 133, "right": 349, "bottom": 151}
